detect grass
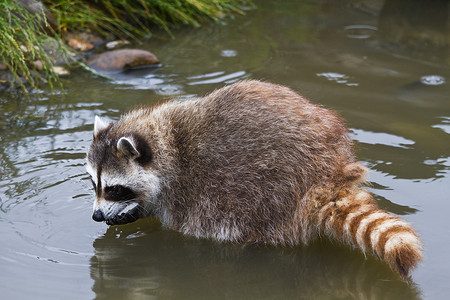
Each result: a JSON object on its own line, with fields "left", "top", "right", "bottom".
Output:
{"left": 0, "top": 1, "right": 63, "bottom": 91}
{"left": 0, "top": 0, "right": 253, "bottom": 92}
{"left": 48, "top": 0, "right": 251, "bottom": 38}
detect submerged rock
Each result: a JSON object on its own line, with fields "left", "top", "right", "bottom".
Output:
{"left": 87, "top": 49, "right": 160, "bottom": 71}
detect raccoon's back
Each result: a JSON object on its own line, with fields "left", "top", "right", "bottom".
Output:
{"left": 170, "top": 80, "right": 355, "bottom": 186}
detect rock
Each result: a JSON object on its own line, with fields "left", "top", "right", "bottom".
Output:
{"left": 87, "top": 49, "right": 160, "bottom": 71}
{"left": 41, "top": 37, "right": 76, "bottom": 65}
{"left": 53, "top": 66, "right": 70, "bottom": 76}
{"left": 0, "top": 61, "right": 8, "bottom": 70}
{"left": 20, "top": 45, "right": 29, "bottom": 53}
{"left": 32, "top": 60, "right": 43, "bottom": 70}
{"left": 0, "top": 70, "right": 16, "bottom": 85}
{"left": 68, "top": 38, "right": 94, "bottom": 51}
{"left": 65, "top": 31, "right": 105, "bottom": 47}
{"left": 106, "top": 40, "right": 131, "bottom": 50}
{"left": 17, "top": 0, "right": 57, "bottom": 33}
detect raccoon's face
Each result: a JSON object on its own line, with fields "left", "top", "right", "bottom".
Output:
{"left": 86, "top": 116, "right": 161, "bottom": 226}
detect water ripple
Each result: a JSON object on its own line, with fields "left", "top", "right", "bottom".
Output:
{"left": 350, "top": 129, "right": 415, "bottom": 149}
{"left": 420, "top": 75, "right": 445, "bottom": 86}
{"left": 187, "top": 70, "right": 249, "bottom": 85}
{"left": 317, "top": 72, "right": 358, "bottom": 86}
{"left": 432, "top": 116, "right": 450, "bottom": 134}
{"left": 344, "top": 24, "right": 378, "bottom": 39}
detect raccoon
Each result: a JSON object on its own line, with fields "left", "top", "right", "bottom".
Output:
{"left": 86, "top": 80, "right": 422, "bottom": 279}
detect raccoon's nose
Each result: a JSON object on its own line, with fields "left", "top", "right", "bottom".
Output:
{"left": 92, "top": 209, "right": 105, "bottom": 222}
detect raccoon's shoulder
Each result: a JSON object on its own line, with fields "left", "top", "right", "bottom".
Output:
{"left": 114, "top": 101, "right": 179, "bottom": 133}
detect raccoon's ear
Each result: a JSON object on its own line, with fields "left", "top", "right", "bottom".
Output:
{"left": 94, "top": 116, "right": 112, "bottom": 137}
{"left": 117, "top": 137, "right": 140, "bottom": 158}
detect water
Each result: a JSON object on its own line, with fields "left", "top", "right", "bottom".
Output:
{"left": 1, "top": 0, "right": 449, "bottom": 299}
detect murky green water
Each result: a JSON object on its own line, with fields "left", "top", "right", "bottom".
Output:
{"left": 1, "top": 0, "right": 449, "bottom": 299}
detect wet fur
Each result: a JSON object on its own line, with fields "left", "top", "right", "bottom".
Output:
{"left": 86, "top": 80, "right": 422, "bottom": 278}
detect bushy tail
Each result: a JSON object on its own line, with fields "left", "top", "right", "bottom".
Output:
{"left": 317, "top": 178, "right": 422, "bottom": 279}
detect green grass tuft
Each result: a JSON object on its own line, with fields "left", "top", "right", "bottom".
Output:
{"left": 0, "top": 1, "right": 65, "bottom": 92}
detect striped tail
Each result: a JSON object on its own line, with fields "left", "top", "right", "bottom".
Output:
{"left": 318, "top": 187, "right": 423, "bottom": 279}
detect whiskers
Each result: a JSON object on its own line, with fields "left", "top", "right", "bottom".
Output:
{"left": 136, "top": 202, "right": 152, "bottom": 216}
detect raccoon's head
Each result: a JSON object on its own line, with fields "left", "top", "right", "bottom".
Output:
{"left": 86, "top": 116, "right": 161, "bottom": 226}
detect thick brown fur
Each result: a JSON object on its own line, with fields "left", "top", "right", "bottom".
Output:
{"left": 86, "top": 80, "right": 422, "bottom": 279}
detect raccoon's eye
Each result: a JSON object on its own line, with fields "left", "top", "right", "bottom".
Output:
{"left": 104, "top": 185, "right": 136, "bottom": 201}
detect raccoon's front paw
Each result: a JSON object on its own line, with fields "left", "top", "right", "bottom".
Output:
{"left": 93, "top": 203, "right": 142, "bottom": 226}
{"left": 105, "top": 211, "right": 140, "bottom": 226}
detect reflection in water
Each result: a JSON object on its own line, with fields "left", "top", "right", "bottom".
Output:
{"left": 432, "top": 117, "right": 450, "bottom": 134}
{"left": 316, "top": 72, "right": 359, "bottom": 87}
{"left": 350, "top": 129, "right": 415, "bottom": 149}
{"left": 98, "top": 67, "right": 183, "bottom": 95}
{"left": 379, "top": 0, "right": 449, "bottom": 63}
{"left": 420, "top": 75, "right": 446, "bottom": 86}
{"left": 344, "top": 24, "right": 378, "bottom": 40}
{"left": 91, "top": 62, "right": 250, "bottom": 94}
{"left": 187, "top": 70, "right": 249, "bottom": 85}
{"left": 91, "top": 220, "right": 421, "bottom": 300}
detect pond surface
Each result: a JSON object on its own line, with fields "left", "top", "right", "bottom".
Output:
{"left": 1, "top": 0, "right": 449, "bottom": 299}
